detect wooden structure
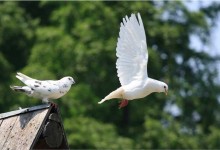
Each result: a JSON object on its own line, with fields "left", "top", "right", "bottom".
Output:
{"left": 0, "top": 104, "right": 69, "bottom": 150}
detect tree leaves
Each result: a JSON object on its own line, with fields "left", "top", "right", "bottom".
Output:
{"left": 0, "top": 1, "right": 220, "bottom": 149}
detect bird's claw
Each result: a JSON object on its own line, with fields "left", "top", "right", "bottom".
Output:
{"left": 50, "top": 102, "right": 58, "bottom": 109}
{"left": 119, "top": 99, "right": 129, "bottom": 109}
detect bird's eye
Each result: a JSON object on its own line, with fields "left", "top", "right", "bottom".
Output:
{"left": 68, "top": 77, "right": 71, "bottom": 80}
{"left": 164, "top": 86, "right": 166, "bottom": 89}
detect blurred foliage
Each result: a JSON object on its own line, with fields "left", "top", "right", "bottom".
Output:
{"left": 0, "top": 1, "right": 220, "bottom": 149}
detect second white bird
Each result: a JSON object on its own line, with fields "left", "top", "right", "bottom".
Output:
{"left": 98, "top": 13, "right": 168, "bottom": 108}
{"left": 10, "top": 72, "right": 75, "bottom": 103}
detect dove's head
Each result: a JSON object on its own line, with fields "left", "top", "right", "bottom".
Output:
{"left": 61, "top": 76, "right": 75, "bottom": 85}
{"left": 161, "top": 82, "right": 168, "bottom": 95}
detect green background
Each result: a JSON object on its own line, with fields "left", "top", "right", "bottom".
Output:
{"left": 0, "top": 1, "right": 220, "bottom": 149}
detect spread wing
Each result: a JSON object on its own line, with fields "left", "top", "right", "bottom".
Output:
{"left": 116, "top": 13, "right": 148, "bottom": 86}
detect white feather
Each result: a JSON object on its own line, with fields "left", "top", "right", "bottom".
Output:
{"left": 99, "top": 13, "right": 168, "bottom": 106}
{"left": 116, "top": 13, "right": 148, "bottom": 86}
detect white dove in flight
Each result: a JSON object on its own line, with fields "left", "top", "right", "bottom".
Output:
{"left": 10, "top": 72, "right": 75, "bottom": 103}
{"left": 98, "top": 13, "right": 168, "bottom": 108}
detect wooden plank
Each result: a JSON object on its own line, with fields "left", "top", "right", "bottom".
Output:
{"left": 0, "top": 104, "right": 50, "bottom": 120}
{"left": 0, "top": 116, "right": 18, "bottom": 149}
{"left": 2, "top": 108, "right": 49, "bottom": 150}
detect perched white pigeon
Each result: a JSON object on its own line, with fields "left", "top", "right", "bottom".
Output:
{"left": 98, "top": 13, "right": 168, "bottom": 108}
{"left": 10, "top": 72, "right": 75, "bottom": 103}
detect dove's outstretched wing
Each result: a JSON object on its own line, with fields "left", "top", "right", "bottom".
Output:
{"left": 116, "top": 13, "right": 148, "bottom": 86}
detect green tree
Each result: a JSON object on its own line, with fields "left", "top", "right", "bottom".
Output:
{"left": 0, "top": 2, "right": 37, "bottom": 112}
{"left": 0, "top": 2, "right": 37, "bottom": 70}
{"left": 0, "top": 1, "right": 220, "bottom": 149}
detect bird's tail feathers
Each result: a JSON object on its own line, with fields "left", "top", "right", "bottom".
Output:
{"left": 10, "top": 85, "right": 22, "bottom": 92}
{"left": 10, "top": 85, "right": 33, "bottom": 95}
{"left": 98, "top": 87, "right": 123, "bottom": 104}
{"left": 16, "top": 72, "right": 33, "bottom": 82}
{"left": 15, "top": 75, "right": 23, "bottom": 82}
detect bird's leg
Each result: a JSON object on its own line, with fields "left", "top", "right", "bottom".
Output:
{"left": 50, "top": 102, "right": 58, "bottom": 109}
{"left": 119, "top": 99, "right": 129, "bottom": 109}
{"left": 42, "top": 98, "right": 57, "bottom": 109}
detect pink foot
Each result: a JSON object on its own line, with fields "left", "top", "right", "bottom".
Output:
{"left": 119, "top": 99, "right": 129, "bottom": 109}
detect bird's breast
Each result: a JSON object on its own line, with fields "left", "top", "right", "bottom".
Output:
{"left": 123, "top": 81, "right": 151, "bottom": 100}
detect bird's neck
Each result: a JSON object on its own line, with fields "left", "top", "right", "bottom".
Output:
{"left": 147, "top": 78, "right": 163, "bottom": 93}
{"left": 58, "top": 80, "right": 71, "bottom": 90}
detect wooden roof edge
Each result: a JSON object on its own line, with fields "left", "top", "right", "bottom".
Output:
{"left": 30, "top": 104, "right": 53, "bottom": 149}
{"left": 0, "top": 103, "right": 51, "bottom": 120}
{"left": 55, "top": 105, "right": 70, "bottom": 148}
{"left": 30, "top": 105, "right": 70, "bottom": 149}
